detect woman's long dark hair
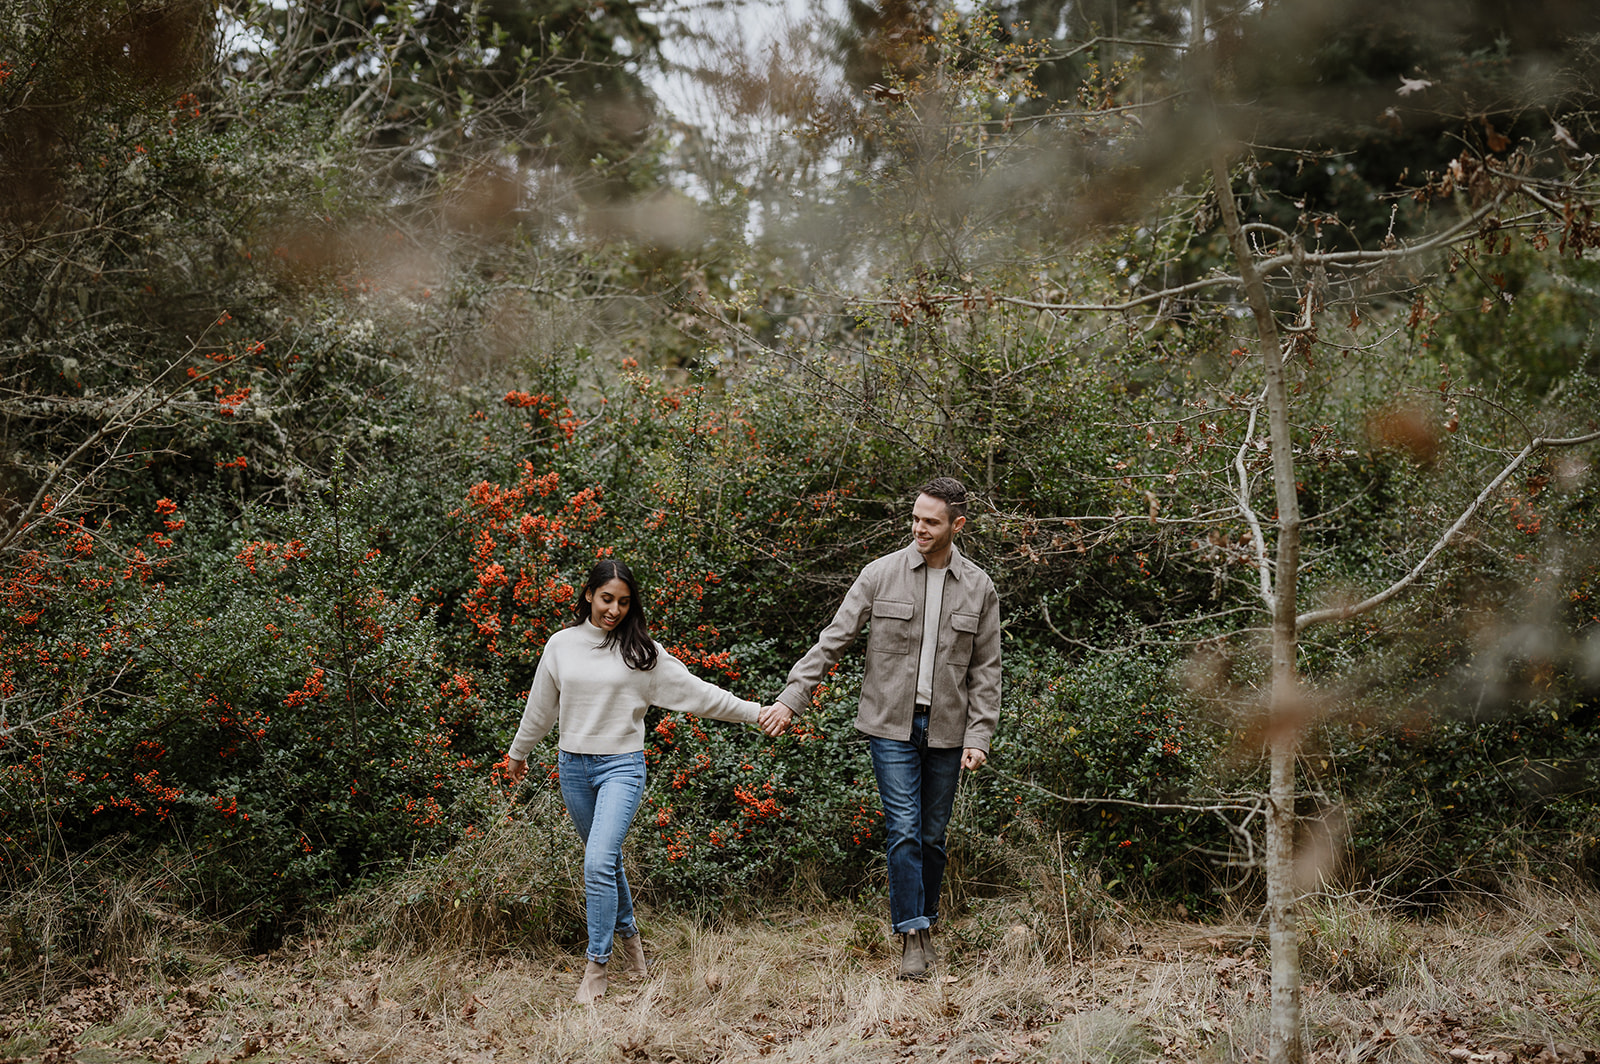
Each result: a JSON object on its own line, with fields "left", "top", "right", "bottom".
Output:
{"left": 571, "top": 559, "right": 658, "bottom": 671}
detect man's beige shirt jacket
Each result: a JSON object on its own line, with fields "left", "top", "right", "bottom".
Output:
{"left": 777, "top": 543, "right": 1002, "bottom": 750}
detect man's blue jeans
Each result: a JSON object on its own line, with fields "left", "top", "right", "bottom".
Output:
{"left": 869, "top": 712, "right": 963, "bottom": 934}
{"left": 557, "top": 749, "right": 646, "bottom": 963}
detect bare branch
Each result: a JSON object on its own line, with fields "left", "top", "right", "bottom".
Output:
{"left": 923, "top": 272, "right": 1247, "bottom": 316}
{"left": 993, "top": 769, "right": 1261, "bottom": 815}
{"left": 0, "top": 330, "right": 215, "bottom": 556}
{"left": 849, "top": 195, "right": 1544, "bottom": 325}
{"left": 1252, "top": 195, "right": 1519, "bottom": 275}
{"left": 1296, "top": 428, "right": 1600, "bottom": 630}
{"left": 1233, "top": 394, "right": 1274, "bottom": 609}
{"left": 1047, "top": 34, "right": 1192, "bottom": 59}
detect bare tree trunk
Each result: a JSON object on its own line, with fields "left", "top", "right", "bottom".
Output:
{"left": 1264, "top": 727, "right": 1302, "bottom": 1063}
{"left": 1211, "top": 147, "right": 1305, "bottom": 1064}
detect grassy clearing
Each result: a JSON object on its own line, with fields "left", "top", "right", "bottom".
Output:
{"left": 2, "top": 885, "right": 1597, "bottom": 1063}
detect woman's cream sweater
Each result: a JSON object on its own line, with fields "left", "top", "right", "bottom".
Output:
{"left": 507, "top": 621, "right": 760, "bottom": 758}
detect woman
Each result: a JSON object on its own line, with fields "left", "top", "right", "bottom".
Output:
{"left": 503, "top": 559, "right": 770, "bottom": 1005}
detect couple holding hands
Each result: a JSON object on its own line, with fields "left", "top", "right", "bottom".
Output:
{"left": 501, "top": 478, "right": 1002, "bottom": 1003}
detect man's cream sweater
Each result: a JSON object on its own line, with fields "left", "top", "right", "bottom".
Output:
{"left": 507, "top": 621, "right": 760, "bottom": 758}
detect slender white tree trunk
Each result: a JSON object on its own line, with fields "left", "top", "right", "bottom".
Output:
{"left": 1212, "top": 147, "right": 1306, "bottom": 1064}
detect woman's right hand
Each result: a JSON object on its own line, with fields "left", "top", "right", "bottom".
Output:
{"left": 504, "top": 756, "right": 528, "bottom": 784}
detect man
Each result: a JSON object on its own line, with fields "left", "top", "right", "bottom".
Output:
{"left": 758, "top": 477, "right": 1001, "bottom": 980}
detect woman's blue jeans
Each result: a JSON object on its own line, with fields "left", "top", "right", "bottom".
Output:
{"left": 868, "top": 712, "right": 963, "bottom": 935}
{"left": 558, "top": 749, "right": 646, "bottom": 963}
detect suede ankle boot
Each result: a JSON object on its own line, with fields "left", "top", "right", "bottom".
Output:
{"left": 918, "top": 927, "right": 937, "bottom": 971}
{"left": 619, "top": 932, "right": 648, "bottom": 979}
{"left": 897, "top": 931, "right": 929, "bottom": 981}
{"left": 574, "top": 959, "right": 609, "bottom": 1004}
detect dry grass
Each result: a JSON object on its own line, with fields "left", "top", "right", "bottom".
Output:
{"left": 2, "top": 885, "right": 1598, "bottom": 1063}
{"left": 336, "top": 787, "right": 590, "bottom": 958}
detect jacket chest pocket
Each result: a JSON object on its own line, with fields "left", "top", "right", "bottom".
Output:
{"left": 944, "top": 611, "right": 980, "bottom": 666}
{"left": 867, "top": 599, "right": 916, "bottom": 655}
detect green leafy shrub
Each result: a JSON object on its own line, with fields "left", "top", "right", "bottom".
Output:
{"left": 0, "top": 497, "right": 185, "bottom": 881}
{"left": 1320, "top": 687, "right": 1600, "bottom": 896}
{"left": 628, "top": 662, "right": 884, "bottom": 902}
{"left": 992, "top": 644, "right": 1234, "bottom": 904}
{"left": 2, "top": 464, "right": 480, "bottom": 943}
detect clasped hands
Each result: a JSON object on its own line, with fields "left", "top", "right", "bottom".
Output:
{"left": 755, "top": 702, "right": 986, "bottom": 770}
{"left": 757, "top": 702, "right": 793, "bottom": 737}
{"left": 503, "top": 711, "right": 984, "bottom": 785}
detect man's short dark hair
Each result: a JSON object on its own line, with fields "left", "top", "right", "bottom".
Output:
{"left": 917, "top": 477, "right": 968, "bottom": 521}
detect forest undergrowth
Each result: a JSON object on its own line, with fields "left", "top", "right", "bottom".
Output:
{"left": 3, "top": 883, "right": 1597, "bottom": 1064}
{"left": 6, "top": 3, "right": 1600, "bottom": 1063}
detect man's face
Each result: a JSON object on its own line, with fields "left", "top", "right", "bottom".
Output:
{"left": 911, "top": 493, "right": 965, "bottom": 562}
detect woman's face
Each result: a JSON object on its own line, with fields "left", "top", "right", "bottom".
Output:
{"left": 585, "top": 577, "right": 632, "bottom": 631}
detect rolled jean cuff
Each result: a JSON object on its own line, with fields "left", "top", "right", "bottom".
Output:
{"left": 588, "top": 920, "right": 640, "bottom": 961}
{"left": 892, "top": 916, "right": 931, "bottom": 935}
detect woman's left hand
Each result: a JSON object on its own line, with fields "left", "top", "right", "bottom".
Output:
{"left": 504, "top": 756, "right": 528, "bottom": 784}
